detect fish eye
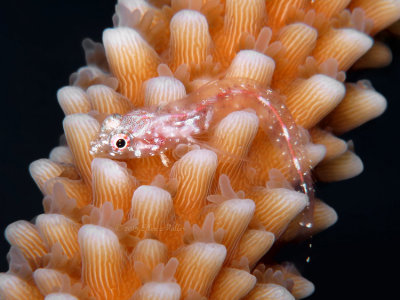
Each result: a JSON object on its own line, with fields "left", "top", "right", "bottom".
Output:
{"left": 110, "top": 133, "right": 130, "bottom": 151}
{"left": 116, "top": 139, "right": 126, "bottom": 148}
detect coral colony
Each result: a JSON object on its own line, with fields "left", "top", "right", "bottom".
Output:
{"left": 1, "top": 0, "right": 399, "bottom": 299}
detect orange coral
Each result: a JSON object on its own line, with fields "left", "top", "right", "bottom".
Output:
{"left": 1, "top": 1, "right": 400, "bottom": 299}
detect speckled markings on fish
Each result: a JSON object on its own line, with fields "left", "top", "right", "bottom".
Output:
{"left": 90, "top": 79, "right": 315, "bottom": 229}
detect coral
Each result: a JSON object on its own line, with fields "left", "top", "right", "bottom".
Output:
{"left": 1, "top": 0, "right": 400, "bottom": 299}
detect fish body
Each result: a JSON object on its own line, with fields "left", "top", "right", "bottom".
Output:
{"left": 90, "top": 79, "right": 314, "bottom": 229}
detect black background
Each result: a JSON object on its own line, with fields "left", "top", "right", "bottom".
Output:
{"left": 0, "top": 1, "right": 399, "bottom": 299}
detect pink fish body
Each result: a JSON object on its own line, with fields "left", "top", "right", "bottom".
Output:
{"left": 90, "top": 79, "right": 314, "bottom": 230}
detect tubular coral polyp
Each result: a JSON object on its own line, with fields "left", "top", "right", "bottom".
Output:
{"left": 1, "top": 0, "right": 400, "bottom": 299}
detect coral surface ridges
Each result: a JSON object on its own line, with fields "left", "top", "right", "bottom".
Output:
{"left": 1, "top": 0, "right": 400, "bottom": 299}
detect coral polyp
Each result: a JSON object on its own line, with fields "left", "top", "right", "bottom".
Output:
{"left": 1, "top": 0, "right": 399, "bottom": 299}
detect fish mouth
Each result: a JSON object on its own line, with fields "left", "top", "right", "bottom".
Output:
{"left": 89, "top": 139, "right": 109, "bottom": 157}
